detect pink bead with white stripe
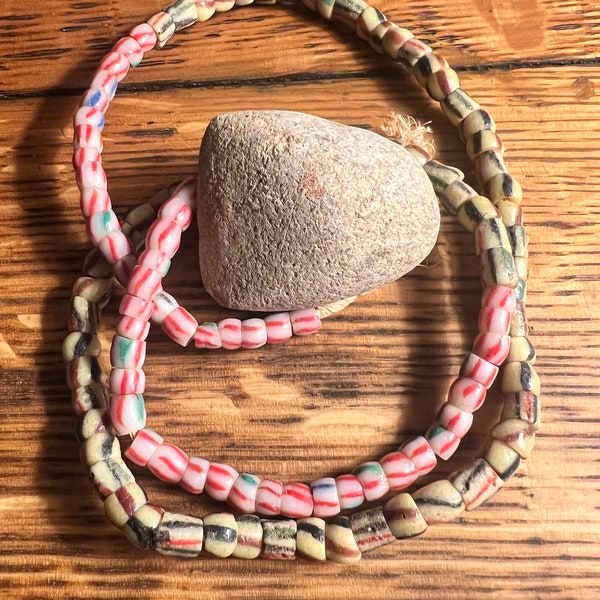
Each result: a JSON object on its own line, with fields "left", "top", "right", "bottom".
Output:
{"left": 335, "top": 474, "right": 365, "bottom": 510}
{"left": 310, "top": 477, "right": 341, "bottom": 518}
{"left": 241, "top": 318, "right": 267, "bottom": 349}
{"left": 194, "top": 323, "right": 222, "bottom": 349}
{"left": 109, "top": 368, "right": 145, "bottom": 395}
{"left": 147, "top": 443, "right": 189, "bottom": 483}
{"left": 161, "top": 307, "right": 198, "bottom": 346}
{"left": 125, "top": 428, "right": 164, "bottom": 467}
{"left": 109, "top": 393, "right": 146, "bottom": 436}
{"left": 290, "top": 308, "right": 322, "bottom": 336}
{"left": 447, "top": 376, "right": 487, "bottom": 412}
{"left": 473, "top": 332, "right": 510, "bottom": 365}
{"left": 180, "top": 456, "right": 210, "bottom": 494}
{"left": 460, "top": 352, "right": 499, "bottom": 389}
{"left": 218, "top": 318, "right": 242, "bottom": 350}
{"left": 264, "top": 313, "right": 293, "bottom": 343}
{"left": 280, "top": 483, "right": 314, "bottom": 518}
{"left": 380, "top": 451, "right": 418, "bottom": 491}
{"left": 255, "top": 479, "right": 283, "bottom": 516}
{"left": 228, "top": 473, "right": 261, "bottom": 513}
{"left": 438, "top": 403, "right": 473, "bottom": 439}
{"left": 204, "top": 462, "right": 239, "bottom": 501}
{"left": 400, "top": 436, "right": 437, "bottom": 475}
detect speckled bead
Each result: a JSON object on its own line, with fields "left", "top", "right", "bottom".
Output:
{"left": 450, "top": 458, "right": 503, "bottom": 510}
{"left": 123, "top": 503, "right": 164, "bottom": 549}
{"left": 72, "top": 276, "right": 111, "bottom": 307}
{"left": 71, "top": 382, "right": 108, "bottom": 414}
{"left": 205, "top": 463, "right": 239, "bottom": 502}
{"left": 442, "top": 88, "right": 480, "bottom": 126}
{"left": 457, "top": 195, "right": 499, "bottom": 232}
{"left": 147, "top": 443, "right": 189, "bottom": 483}
{"left": 353, "top": 461, "right": 390, "bottom": 502}
{"left": 89, "top": 458, "right": 135, "bottom": 497}
{"left": 383, "top": 493, "right": 428, "bottom": 539}
{"left": 472, "top": 332, "right": 510, "bottom": 366}
{"left": 482, "top": 438, "right": 521, "bottom": 480}
{"left": 438, "top": 179, "right": 478, "bottom": 215}
{"left": 296, "top": 517, "right": 326, "bottom": 561}
{"left": 63, "top": 332, "right": 101, "bottom": 362}
{"left": 261, "top": 519, "right": 297, "bottom": 560}
{"left": 350, "top": 506, "right": 395, "bottom": 553}
{"left": 76, "top": 408, "right": 109, "bottom": 441}
{"left": 256, "top": 479, "right": 283, "bottom": 515}
{"left": 460, "top": 352, "right": 499, "bottom": 389}
{"left": 458, "top": 109, "right": 496, "bottom": 143}
{"left": 104, "top": 482, "right": 148, "bottom": 528}
{"left": 203, "top": 512, "right": 238, "bottom": 557}
{"left": 180, "top": 456, "right": 211, "bottom": 494}
{"left": 67, "top": 356, "right": 105, "bottom": 390}
{"left": 228, "top": 473, "right": 261, "bottom": 513}
{"left": 125, "top": 428, "right": 164, "bottom": 467}
{"left": 218, "top": 318, "right": 243, "bottom": 350}
{"left": 263, "top": 313, "right": 293, "bottom": 343}
{"left": 232, "top": 514, "right": 263, "bottom": 559}
{"left": 510, "top": 302, "right": 529, "bottom": 337}
{"left": 475, "top": 217, "right": 511, "bottom": 256}
{"left": 109, "top": 367, "right": 145, "bottom": 395}
{"left": 325, "top": 516, "right": 361, "bottom": 563}
{"left": 379, "top": 451, "right": 418, "bottom": 491}
{"left": 491, "top": 418, "right": 536, "bottom": 459}
{"left": 194, "top": 322, "right": 222, "bottom": 349}
{"left": 486, "top": 172, "right": 523, "bottom": 204}
{"left": 400, "top": 436, "right": 437, "bottom": 475}
{"left": 161, "top": 307, "right": 198, "bottom": 346}
{"left": 335, "top": 474, "right": 365, "bottom": 510}
{"left": 311, "top": 477, "right": 341, "bottom": 518}
{"left": 425, "top": 423, "right": 460, "bottom": 460}
{"left": 437, "top": 403, "right": 473, "bottom": 439}
{"left": 290, "top": 308, "right": 322, "bottom": 336}
{"left": 156, "top": 512, "right": 204, "bottom": 557}
{"left": 501, "top": 391, "right": 540, "bottom": 429}
{"left": 502, "top": 361, "right": 541, "bottom": 396}
{"left": 280, "top": 482, "right": 314, "bottom": 518}
{"left": 241, "top": 318, "right": 268, "bottom": 349}
{"left": 413, "top": 480, "right": 465, "bottom": 524}
{"left": 447, "top": 377, "right": 486, "bottom": 412}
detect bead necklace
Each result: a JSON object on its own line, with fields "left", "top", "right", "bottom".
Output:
{"left": 65, "top": 0, "right": 540, "bottom": 561}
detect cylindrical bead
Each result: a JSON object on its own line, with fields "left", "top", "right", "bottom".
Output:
{"left": 459, "top": 352, "right": 499, "bottom": 389}
{"left": 232, "top": 515, "right": 263, "bottom": 559}
{"left": 449, "top": 458, "right": 503, "bottom": 510}
{"left": 413, "top": 52, "right": 448, "bottom": 88}
{"left": 473, "top": 332, "right": 510, "bottom": 366}
{"left": 439, "top": 179, "right": 478, "bottom": 215}
{"left": 110, "top": 336, "right": 146, "bottom": 369}
{"left": 104, "top": 482, "right": 148, "bottom": 528}
{"left": 478, "top": 306, "right": 512, "bottom": 335}
{"left": 180, "top": 456, "right": 210, "bottom": 494}
{"left": 112, "top": 36, "right": 144, "bottom": 67}
{"left": 202, "top": 512, "right": 238, "bottom": 557}
{"left": 151, "top": 290, "right": 179, "bottom": 325}
{"left": 89, "top": 458, "right": 135, "bottom": 497}
{"left": 67, "top": 356, "right": 105, "bottom": 390}
{"left": 80, "top": 432, "right": 120, "bottom": 467}
{"left": 127, "top": 265, "right": 162, "bottom": 301}
{"left": 400, "top": 436, "right": 437, "bottom": 475}
{"left": 507, "top": 336, "right": 536, "bottom": 364}
{"left": 194, "top": 322, "right": 222, "bottom": 349}
{"left": 383, "top": 493, "right": 428, "bottom": 539}
{"left": 125, "top": 428, "right": 164, "bottom": 467}
{"left": 412, "top": 480, "right": 465, "bottom": 524}
{"left": 501, "top": 391, "right": 540, "bottom": 430}
{"left": 483, "top": 439, "right": 521, "bottom": 480}
{"left": 109, "top": 368, "right": 145, "bottom": 395}
{"left": 296, "top": 517, "right": 326, "bottom": 562}
{"left": 228, "top": 473, "right": 261, "bottom": 513}
{"left": 325, "top": 516, "right": 361, "bottom": 563}
{"left": 475, "top": 217, "right": 511, "bottom": 256}
{"left": 475, "top": 150, "right": 507, "bottom": 184}
{"left": 72, "top": 276, "right": 111, "bottom": 306}
{"left": 218, "top": 318, "right": 243, "bottom": 350}
{"left": 426, "top": 67, "right": 460, "bottom": 101}
{"left": 205, "top": 462, "right": 239, "bottom": 502}
{"left": 458, "top": 109, "right": 496, "bottom": 142}
{"left": 353, "top": 461, "right": 390, "bottom": 502}
{"left": 379, "top": 451, "right": 418, "bottom": 491}
{"left": 123, "top": 503, "right": 163, "bottom": 550}
{"left": 290, "top": 308, "right": 322, "bottom": 336}
{"left": 481, "top": 247, "right": 518, "bottom": 287}
{"left": 350, "top": 506, "right": 395, "bottom": 553}
{"left": 116, "top": 316, "right": 151, "bottom": 341}
{"left": 76, "top": 408, "right": 109, "bottom": 441}
{"left": 71, "top": 383, "right": 108, "bottom": 414}
{"left": 156, "top": 512, "right": 203, "bottom": 558}
{"left": 138, "top": 249, "right": 171, "bottom": 277}
{"left": 490, "top": 418, "right": 536, "bottom": 459}
{"left": 147, "top": 443, "right": 189, "bottom": 484}
{"left": 256, "top": 479, "right": 284, "bottom": 516}
{"left": 146, "top": 218, "right": 182, "bottom": 256}
{"left": 457, "top": 195, "right": 498, "bottom": 232}
{"left": 260, "top": 519, "right": 297, "bottom": 560}
{"left": 241, "top": 318, "right": 268, "bottom": 349}
{"left": 466, "top": 130, "right": 503, "bottom": 160}
{"left": 109, "top": 393, "right": 146, "bottom": 436}
{"left": 486, "top": 172, "right": 523, "bottom": 204}
{"left": 62, "top": 332, "right": 101, "bottom": 362}
{"left": 129, "top": 23, "right": 158, "bottom": 52}
{"left": 442, "top": 88, "right": 480, "bottom": 126}
{"left": 161, "top": 307, "right": 198, "bottom": 346}
{"left": 502, "top": 361, "right": 541, "bottom": 395}
{"left": 425, "top": 424, "right": 460, "bottom": 460}
{"left": 264, "top": 313, "right": 293, "bottom": 343}
{"left": 69, "top": 295, "right": 100, "bottom": 334}
{"left": 119, "top": 294, "right": 154, "bottom": 322}
{"left": 511, "top": 302, "right": 528, "bottom": 337}
{"left": 437, "top": 403, "right": 473, "bottom": 439}
{"left": 280, "top": 483, "right": 314, "bottom": 518}
{"left": 311, "top": 477, "right": 341, "bottom": 518}
{"left": 335, "top": 474, "right": 365, "bottom": 510}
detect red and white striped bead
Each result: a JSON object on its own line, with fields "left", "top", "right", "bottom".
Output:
{"left": 119, "top": 294, "right": 154, "bottom": 322}
{"left": 125, "top": 428, "right": 164, "bottom": 467}
{"left": 380, "top": 451, "right": 418, "bottom": 491}
{"left": 151, "top": 291, "right": 179, "bottom": 325}
{"left": 228, "top": 473, "right": 261, "bottom": 513}
{"left": 98, "top": 51, "right": 131, "bottom": 82}
{"left": 180, "top": 457, "right": 210, "bottom": 494}
{"left": 147, "top": 443, "right": 189, "bottom": 483}
{"left": 127, "top": 265, "right": 162, "bottom": 301}
{"left": 255, "top": 479, "right": 283, "bottom": 516}
{"left": 460, "top": 352, "right": 499, "bottom": 389}
{"left": 146, "top": 218, "right": 182, "bottom": 256}
{"left": 139, "top": 249, "right": 171, "bottom": 277}
{"left": 116, "top": 316, "right": 150, "bottom": 341}
{"left": 310, "top": 477, "right": 341, "bottom": 518}
{"left": 280, "top": 483, "right": 314, "bottom": 518}
{"left": 426, "top": 424, "right": 460, "bottom": 460}
{"left": 290, "top": 308, "right": 322, "bottom": 336}
{"left": 353, "top": 461, "right": 390, "bottom": 502}
{"left": 109, "top": 367, "right": 145, "bottom": 395}
{"left": 85, "top": 210, "right": 119, "bottom": 245}
{"left": 335, "top": 473, "right": 365, "bottom": 510}
{"left": 109, "top": 393, "right": 146, "bottom": 436}
{"left": 161, "top": 307, "right": 198, "bottom": 346}
{"left": 400, "top": 436, "right": 437, "bottom": 475}
{"left": 129, "top": 23, "right": 157, "bottom": 52}
{"left": 73, "top": 124, "right": 103, "bottom": 152}
{"left": 437, "top": 403, "right": 473, "bottom": 439}
{"left": 241, "top": 318, "right": 268, "bottom": 349}
{"left": 80, "top": 189, "right": 111, "bottom": 217}
{"left": 112, "top": 36, "right": 144, "bottom": 67}
{"left": 478, "top": 306, "right": 512, "bottom": 335}
{"left": 194, "top": 322, "right": 222, "bottom": 349}
{"left": 97, "top": 231, "right": 135, "bottom": 265}
{"left": 264, "top": 312, "right": 293, "bottom": 344}
{"left": 218, "top": 318, "right": 242, "bottom": 350}
{"left": 158, "top": 195, "right": 194, "bottom": 229}
{"left": 447, "top": 376, "right": 487, "bottom": 412}
{"left": 205, "top": 462, "right": 239, "bottom": 502}
{"left": 77, "top": 161, "right": 107, "bottom": 192}
{"left": 473, "top": 332, "right": 510, "bottom": 366}
{"left": 482, "top": 284, "right": 517, "bottom": 312}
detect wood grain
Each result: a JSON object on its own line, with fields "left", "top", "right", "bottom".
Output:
{"left": 1, "top": 1, "right": 600, "bottom": 598}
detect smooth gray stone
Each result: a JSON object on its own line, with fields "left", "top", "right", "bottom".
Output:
{"left": 197, "top": 110, "right": 439, "bottom": 311}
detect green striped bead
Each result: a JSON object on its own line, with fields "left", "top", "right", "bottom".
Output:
{"left": 261, "top": 519, "right": 297, "bottom": 560}
{"left": 481, "top": 247, "right": 518, "bottom": 287}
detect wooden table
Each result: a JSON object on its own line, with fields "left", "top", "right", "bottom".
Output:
{"left": 1, "top": 1, "right": 599, "bottom": 598}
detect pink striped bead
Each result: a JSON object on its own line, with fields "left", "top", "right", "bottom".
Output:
{"left": 112, "top": 36, "right": 144, "bottom": 67}
{"left": 264, "top": 313, "right": 293, "bottom": 344}
{"left": 280, "top": 483, "right": 314, "bottom": 518}
{"left": 353, "top": 461, "right": 390, "bottom": 502}
{"left": 147, "top": 444, "right": 189, "bottom": 484}
{"left": 109, "top": 368, "right": 145, "bottom": 395}
{"left": 473, "top": 332, "right": 510, "bottom": 366}
{"left": 426, "top": 424, "right": 460, "bottom": 460}
{"left": 125, "top": 428, "right": 164, "bottom": 466}
{"left": 162, "top": 307, "right": 198, "bottom": 346}
{"left": 438, "top": 403, "right": 473, "bottom": 439}
{"left": 89, "top": 69, "right": 118, "bottom": 100}
{"left": 73, "top": 147, "right": 101, "bottom": 169}
{"left": 77, "top": 161, "right": 107, "bottom": 191}
{"left": 241, "top": 318, "right": 267, "bottom": 349}
{"left": 139, "top": 249, "right": 171, "bottom": 276}
{"left": 146, "top": 219, "right": 182, "bottom": 257}
{"left": 151, "top": 291, "right": 179, "bottom": 325}
{"left": 180, "top": 457, "right": 210, "bottom": 494}
{"left": 447, "top": 376, "right": 487, "bottom": 412}
{"left": 311, "top": 477, "right": 341, "bottom": 518}
{"left": 205, "top": 462, "right": 239, "bottom": 502}
{"left": 335, "top": 474, "right": 365, "bottom": 510}
{"left": 218, "top": 318, "right": 242, "bottom": 350}
{"left": 482, "top": 285, "right": 517, "bottom": 312}
{"left": 98, "top": 231, "right": 135, "bottom": 264}
{"left": 478, "top": 306, "right": 511, "bottom": 335}
{"left": 109, "top": 393, "right": 146, "bottom": 436}
{"left": 460, "top": 352, "right": 499, "bottom": 389}
{"left": 255, "top": 479, "right": 283, "bottom": 516}
{"left": 127, "top": 265, "right": 162, "bottom": 301}
{"left": 290, "top": 308, "right": 322, "bottom": 336}
{"left": 85, "top": 210, "right": 119, "bottom": 245}
{"left": 379, "top": 451, "right": 418, "bottom": 491}
{"left": 110, "top": 335, "right": 146, "bottom": 369}
{"left": 80, "top": 189, "right": 111, "bottom": 217}
{"left": 159, "top": 196, "right": 194, "bottom": 229}
{"left": 120, "top": 294, "right": 154, "bottom": 321}
{"left": 401, "top": 436, "right": 437, "bottom": 475}
{"left": 129, "top": 23, "right": 157, "bottom": 52}
{"left": 98, "top": 51, "right": 130, "bottom": 81}
{"left": 194, "top": 322, "right": 222, "bottom": 349}
{"left": 73, "top": 106, "right": 105, "bottom": 130}
{"left": 228, "top": 473, "right": 261, "bottom": 513}
{"left": 116, "top": 316, "right": 150, "bottom": 341}
{"left": 114, "top": 254, "right": 137, "bottom": 288}
{"left": 81, "top": 87, "right": 110, "bottom": 113}
{"left": 73, "top": 124, "right": 103, "bottom": 152}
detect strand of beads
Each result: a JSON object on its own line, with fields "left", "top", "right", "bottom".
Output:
{"left": 66, "top": 0, "right": 540, "bottom": 560}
